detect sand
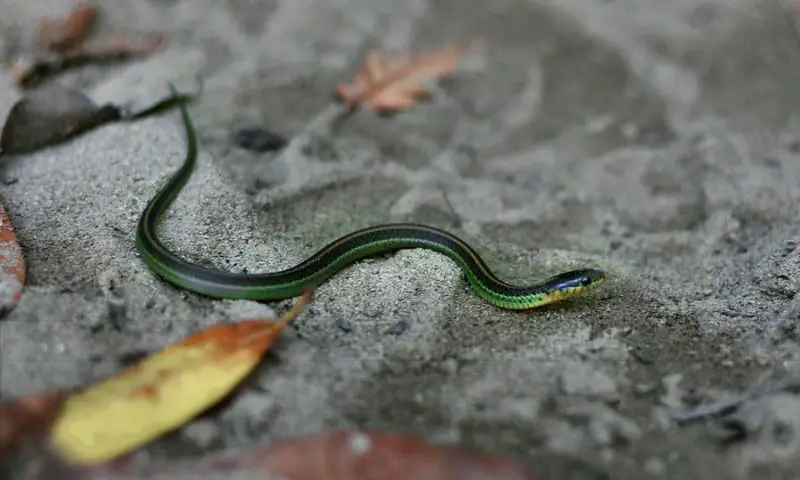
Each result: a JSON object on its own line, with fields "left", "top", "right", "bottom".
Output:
{"left": 2, "top": 0, "right": 800, "bottom": 478}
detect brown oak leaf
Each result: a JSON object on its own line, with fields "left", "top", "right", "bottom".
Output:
{"left": 36, "top": 3, "right": 99, "bottom": 52}
{"left": 335, "top": 43, "right": 475, "bottom": 112}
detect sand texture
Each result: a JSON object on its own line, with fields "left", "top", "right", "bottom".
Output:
{"left": 2, "top": 0, "right": 800, "bottom": 478}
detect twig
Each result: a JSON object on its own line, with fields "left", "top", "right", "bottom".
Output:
{"left": 669, "top": 376, "right": 800, "bottom": 425}
{"left": 438, "top": 186, "right": 463, "bottom": 229}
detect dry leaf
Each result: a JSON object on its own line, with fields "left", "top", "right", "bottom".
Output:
{"left": 0, "top": 391, "right": 66, "bottom": 462}
{"left": 335, "top": 44, "right": 473, "bottom": 112}
{"left": 75, "top": 33, "right": 167, "bottom": 59}
{"left": 24, "top": 435, "right": 610, "bottom": 480}
{"left": 0, "top": 203, "right": 26, "bottom": 315}
{"left": 108, "top": 430, "right": 539, "bottom": 480}
{"left": 48, "top": 292, "right": 312, "bottom": 465}
{"left": 12, "top": 33, "right": 168, "bottom": 87}
{"left": 14, "top": 3, "right": 167, "bottom": 88}
{"left": 257, "top": 430, "right": 538, "bottom": 480}
{"left": 37, "top": 4, "right": 99, "bottom": 52}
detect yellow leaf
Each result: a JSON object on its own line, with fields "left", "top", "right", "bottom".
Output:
{"left": 48, "top": 292, "right": 312, "bottom": 465}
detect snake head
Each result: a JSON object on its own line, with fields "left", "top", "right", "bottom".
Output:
{"left": 544, "top": 268, "right": 606, "bottom": 298}
{"left": 576, "top": 268, "right": 605, "bottom": 289}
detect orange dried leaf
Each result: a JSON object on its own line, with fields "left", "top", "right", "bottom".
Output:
{"left": 257, "top": 430, "right": 539, "bottom": 480}
{"left": 37, "top": 4, "right": 99, "bottom": 52}
{"left": 335, "top": 44, "right": 472, "bottom": 112}
{"left": 0, "top": 391, "right": 66, "bottom": 462}
{"left": 136, "top": 430, "right": 540, "bottom": 480}
{"left": 48, "top": 292, "right": 312, "bottom": 465}
{"left": 0, "top": 203, "right": 26, "bottom": 314}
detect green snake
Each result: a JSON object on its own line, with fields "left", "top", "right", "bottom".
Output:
{"left": 135, "top": 87, "right": 605, "bottom": 310}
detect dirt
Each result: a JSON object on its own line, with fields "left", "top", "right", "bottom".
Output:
{"left": 2, "top": 0, "right": 800, "bottom": 478}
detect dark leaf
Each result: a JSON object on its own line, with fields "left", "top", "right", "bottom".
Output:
{"left": 0, "top": 87, "right": 118, "bottom": 155}
{"left": 0, "top": 84, "right": 197, "bottom": 155}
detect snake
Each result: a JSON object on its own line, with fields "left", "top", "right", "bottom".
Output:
{"left": 135, "top": 86, "right": 605, "bottom": 310}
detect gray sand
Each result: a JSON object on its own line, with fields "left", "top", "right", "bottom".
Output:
{"left": 2, "top": 0, "right": 800, "bottom": 478}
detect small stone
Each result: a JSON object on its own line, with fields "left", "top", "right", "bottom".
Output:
{"left": 631, "top": 346, "right": 654, "bottom": 365}
{"left": 222, "top": 391, "right": 275, "bottom": 429}
{"left": 558, "top": 362, "right": 619, "bottom": 402}
{"left": 233, "top": 126, "right": 288, "bottom": 152}
{"left": 633, "top": 383, "right": 656, "bottom": 395}
{"left": 440, "top": 358, "right": 459, "bottom": 375}
{"left": 117, "top": 349, "right": 149, "bottom": 367}
{"left": 600, "top": 448, "right": 614, "bottom": 462}
{"left": 659, "top": 374, "right": 684, "bottom": 409}
{"left": 772, "top": 420, "right": 794, "bottom": 446}
{"left": 621, "top": 123, "right": 638, "bottom": 140}
{"left": 182, "top": 419, "right": 220, "bottom": 449}
{"left": 385, "top": 319, "right": 409, "bottom": 336}
{"left": 558, "top": 398, "right": 643, "bottom": 446}
{"left": 721, "top": 399, "right": 766, "bottom": 437}
{"left": 651, "top": 407, "right": 673, "bottom": 431}
{"left": 347, "top": 432, "right": 372, "bottom": 453}
{"left": 335, "top": 317, "right": 353, "bottom": 333}
{"left": 106, "top": 297, "right": 128, "bottom": 331}
{"left": 644, "top": 457, "right": 665, "bottom": 475}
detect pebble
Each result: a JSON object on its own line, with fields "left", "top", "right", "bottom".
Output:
{"left": 233, "top": 126, "right": 288, "bottom": 152}
{"left": 558, "top": 362, "right": 619, "bottom": 402}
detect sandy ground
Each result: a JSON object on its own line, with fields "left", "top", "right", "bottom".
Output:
{"left": 2, "top": 0, "right": 800, "bottom": 478}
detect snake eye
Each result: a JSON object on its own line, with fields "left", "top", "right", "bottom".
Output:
{"left": 580, "top": 276, "right": 592, "bottom": 287}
